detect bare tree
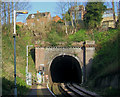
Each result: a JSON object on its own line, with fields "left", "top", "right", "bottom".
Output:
{"left": 56, "top": 1, "right": 68, "bottom": 35}
{"left": 7, "top": 2, "right": 10, "bottom": 24}
{"left": 12, "top": 1, "right": 14, "bottom": 24}
{"left": 0, "top": 1, "right": 2, "bottom": 25}
{"left": 56, "top": 1, "right": 67, "bottom": 18}
{"left": 69, "top": 1, "right": 84, "bottom": 33}
{"left": 1, "top": 0, "right": 31, "bottom": 25}
{"left": 105, "top": 1, "right": 118, "bottom": 27}
{"left": 1, "top": 1, "right": 11, "bottom": 25}
{"left": 3, "top": 2, "right": 7, "bottom": 24}
{"left": 112, "top": 0, "right": 116, "bottom": 26}
{"left": 117, "top": 1, "right": 120, "bottom": 28}
{"left": 74, "top": 0, "right": 77, "bottom": 33}
{"left": 56, "top": 0, "right": 86, "bottom": 34}
{"left": 118, "top": 1, "right": 120, "bottom": 19}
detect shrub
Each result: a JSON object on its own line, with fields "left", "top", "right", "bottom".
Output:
{"left": 46, "top": 32, "right": 63, "bottom": 46}
{"left": 89, "top": 29, "right": 119, "bottom": 79}
{"left": 69, "top": 29, "right": 90, "bottom": 42}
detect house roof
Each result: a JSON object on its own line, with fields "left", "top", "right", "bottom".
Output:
{"left": 16, "top": 22, "right": 23, "bottom": 24}
{"left": 26, "top": 12, "right": 50, "bottom": 20}
{"left": 53, "top": 15, "right": 64, "bottom": 22}
{"left": 16, "top": 22, "right": 24, "bottom": 26}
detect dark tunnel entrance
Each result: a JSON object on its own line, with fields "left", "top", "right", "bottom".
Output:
{"left": 50, "top": 55, "right": 82, "bottom": 83}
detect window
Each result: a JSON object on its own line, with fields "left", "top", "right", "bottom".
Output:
{"left": 102, "top": 21, "right": 109, "bottom": 28}
{"left": 72, "top": 12, "right": 75, "bottom": 20}
{"left": 77, "top": 11, "right": 81, "bottom": 19}
{"left": 109, "top": 21, "right": 114, "bottom": 27}
{"left": 72, "top": 11, "right": 81, "bottom": 20}
{"left": 24, "top": 23, "right": 27, "bottom": 25}
{"left": 31, "top": 23, "right": 35, "bottom": 26}
{"left": 40, "top": 21, "right": 44, "bottom": 25}
{"left": 104, "top": 10, "right": 112, "bottom": 14}
{"left": 37, "top": 19, "right": 39, "bottom": 21}
{"left": 79, "top": 11, "right": 82, "bottom": 19}
{"left": 31, "top": 14, "right": 35, "bottom": 18}
{"left": 103, "top": 13, "right": 113, "bottom": 18}
{"left": 75, "top": 6, "right": 79, "bottom": 10}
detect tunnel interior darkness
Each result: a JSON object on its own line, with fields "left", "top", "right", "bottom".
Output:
{"left": 50, "top": 55, "right": 82, "bottom": 83}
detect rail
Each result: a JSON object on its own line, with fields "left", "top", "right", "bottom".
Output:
{"left": 59, "top": 83, "right": 101, "bottom": 97}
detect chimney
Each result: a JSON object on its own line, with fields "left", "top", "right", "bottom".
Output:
{"left": 37, "top": 11, "right": 40, "bottom": 13}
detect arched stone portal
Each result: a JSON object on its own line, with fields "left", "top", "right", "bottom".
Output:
{"left": 35, "top": 42, "right": 95, "bottom": 83}
{"left": 50, "top": 55, "right": 82, "bottom": 83}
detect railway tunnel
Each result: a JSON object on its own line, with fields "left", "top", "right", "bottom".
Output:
{"left": 50, "top": 55, "right": 82, "bottom": 83}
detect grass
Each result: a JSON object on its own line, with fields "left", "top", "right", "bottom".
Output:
{"left": 68, "top": 29, "right": 91, "bottom": 42}
{"left": 90, "top": 29, "right": 119, "bottom": 78}
{"left": 2, "top": 77, "right": 30, "bottom": 96}
{"left": 45, "top": 29, "right": 92, "bottom": 46}
{"left": 2, "top": 25, "right": 36, "bottom": 96}
{"left": 84, "top": 28, "right": 120, "bottom": 96}
{"left": 102, "top": 87, "right": 120, "bottom": 97}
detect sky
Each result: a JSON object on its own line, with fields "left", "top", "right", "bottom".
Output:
{"left": 17, "top": 2, "right": 58, "bottom": 22}
{"left": 16, "top": 1, "right": 119, "bottom": 23}
{"left": 28, "top": 2, "right": 58, "bottom": 17}
{"left": 4, "top": 0, "right": 120, "bottom": 2}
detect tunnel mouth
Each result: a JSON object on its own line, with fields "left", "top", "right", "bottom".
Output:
{"left": 50, "top": 55, "right": 82, "bottom": 83}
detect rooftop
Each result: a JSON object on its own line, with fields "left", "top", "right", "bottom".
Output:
{"left": 26, "top": 11, "right": 50, "bottom": 19}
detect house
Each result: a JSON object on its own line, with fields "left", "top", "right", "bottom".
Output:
{"left": 16, "top": 22, "right": 24, "bottom": 27}
{"left": 69, "top": 5, "right": 85, "bottom": 21}
{"left": 52, "top": 15, "right": 63, "bottom": 23}
{"left": 65, "top": 5, "right": 85, "bottom": 27}
{"left": 26, "top": 11, "right": 51, "bottom": 27}
{"left": 69, "top": 5, "right": 118, "bottom": 29}
{"left": 101, "top": 8, "right": 118, "bottom": 28}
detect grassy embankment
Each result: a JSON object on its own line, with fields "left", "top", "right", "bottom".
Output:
{"left": 45, "top": 29, "right": 92, "bottom": 46}
{"left": 65, "top": 28, "right": 119, "bottom": 96}
{"left": 2, "top": 25, "right": 36, "bottom": 95}
{"left": 84, "top": 28, "right": 120, "bottom": 96}
{"left": 44, "top": 28, "right": 119, "bottom": 96}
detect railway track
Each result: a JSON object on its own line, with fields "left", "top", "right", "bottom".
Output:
{"left": 58, "top": 83, "right": 74, "bottom": 97}
{"left": 58, "top": 83, "right": 100, "bottom": 97}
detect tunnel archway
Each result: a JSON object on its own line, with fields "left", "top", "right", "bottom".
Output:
{"left": 50, "top": 55, "right": 82, "bottom": 83}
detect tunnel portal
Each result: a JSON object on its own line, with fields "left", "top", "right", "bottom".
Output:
{"left": 50, "top": 55, "right": 82, "bottom": 83}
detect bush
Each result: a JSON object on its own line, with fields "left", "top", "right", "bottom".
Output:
{"left": 2, "top": 25, "right": 36, "bottom": 95}
{"left": 69, "top": 29, "right": 90, "bottom": 42}
{"left": 89, "top": 29, "right": 119, "bottom": 79}
{"left": 94, "top": 29, "right": 118, "bottom": 44}
{"left": 46, "top": 31, "right": 63, "bottom": 46}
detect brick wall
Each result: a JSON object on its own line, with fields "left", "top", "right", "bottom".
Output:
{"left": 26, "top": 12, "right": 51, "bottom": 27}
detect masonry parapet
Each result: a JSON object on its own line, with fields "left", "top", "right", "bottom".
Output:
{"left": 35, "top": 40, "right": 96, "bottom": 48}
